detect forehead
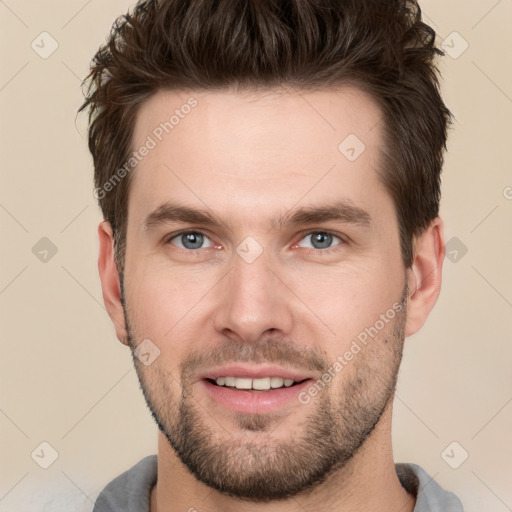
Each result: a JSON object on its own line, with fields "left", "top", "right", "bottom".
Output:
{"left": 133, "top": 86, "right": 382, "bottom": 156}
{"left": 128, "top": 86, "right": 389, "bottom": 230}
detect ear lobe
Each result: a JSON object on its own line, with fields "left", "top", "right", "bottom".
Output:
{"left": 404, "top": 217, "right": 445, "bottom": 338}
{"left": 97, "top": 221, "right": 129, "bottom": 345}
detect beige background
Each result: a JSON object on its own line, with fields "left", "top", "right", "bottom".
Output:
{"left": 1, "top": 1, "right": 511, "bottom": 510}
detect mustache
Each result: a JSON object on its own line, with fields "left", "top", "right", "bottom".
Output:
{"left": 180, "top": 337, "right": 329, "bottom": 379}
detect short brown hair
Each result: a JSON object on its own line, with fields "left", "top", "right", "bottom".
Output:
{"left": 79, "top": 0, "right": 453, "bottom": 273}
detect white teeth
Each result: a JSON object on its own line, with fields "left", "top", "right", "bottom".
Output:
{"left": 214, "top": 376, "right": 298, "bottom": 390}
{"left": 270, "top": 377, "right": 284, "bottom": 388}
{"left": 253, "top": 377, "right": 271, "bottom": 390}
{"left": 235, "top": 378, "right": 252, "bottom": 390}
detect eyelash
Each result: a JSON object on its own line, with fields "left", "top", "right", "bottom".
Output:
{"left": 164, "top": 229, "right": 347, "bottom": 254}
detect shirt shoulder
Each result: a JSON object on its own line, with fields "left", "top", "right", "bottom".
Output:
{"left": 396, "top": 462, "right": 465, "bottom": 512}
{"left": 93, "top": 455, "right": 158, "bottom": 512}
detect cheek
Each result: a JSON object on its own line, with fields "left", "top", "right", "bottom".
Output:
{"left": 126, "top": 261, "right": 212, "bottom": 332}
{"left": 123, "top": 264, "right": 219, "bottom": 384}
{"left": 290, "top": 261, "right": 403, "bottom": 343}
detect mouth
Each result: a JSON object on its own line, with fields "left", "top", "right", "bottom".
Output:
{"left": 199, "top": 374, "right": 315, "bottom": 414}
{"left": 204, "top": 376, "right": 310, "bottom": 392}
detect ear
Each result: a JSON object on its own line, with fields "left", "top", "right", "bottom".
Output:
{"left": 98, "top": 221, "right": 129, "bottom": 345}
{"left": 405, "top": 216, "right": 445, "bottom": 337}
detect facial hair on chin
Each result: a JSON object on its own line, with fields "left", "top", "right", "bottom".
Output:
{"left": 122, "top": 282, "right": 408, "bottom": 502}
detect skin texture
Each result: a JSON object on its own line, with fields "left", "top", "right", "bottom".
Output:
{"left": 98, "top": 86, "right": 445, "bottom": 512}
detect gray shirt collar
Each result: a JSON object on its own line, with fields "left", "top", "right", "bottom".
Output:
{"left": 94, "top": 456, "right": 465, "bottom": 512}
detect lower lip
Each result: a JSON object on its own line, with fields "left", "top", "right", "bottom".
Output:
{"left": 200, "top": 379, "right": 313, "bottom": 414}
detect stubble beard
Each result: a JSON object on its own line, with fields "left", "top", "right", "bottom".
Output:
{"left": 122, "top": 281, "right": 408, "bottom": 502}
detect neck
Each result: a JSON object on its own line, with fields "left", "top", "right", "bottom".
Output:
{"left": 150, "top": 403, "right": 415, "bottom": 512}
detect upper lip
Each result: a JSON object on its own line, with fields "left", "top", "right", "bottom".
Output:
{"left": 196, "top": 365, "right": 315, "bottom": 383}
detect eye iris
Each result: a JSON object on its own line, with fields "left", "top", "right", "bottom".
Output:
{"left": 182, "top": 232, "right": 203, "bottom": 249}
{"left": 312, "top": 232, "right": 332, "bottom": 249}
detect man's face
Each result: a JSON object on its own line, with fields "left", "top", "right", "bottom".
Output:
{"left": 121, "top": 86, "right": 409, "bottom": 501}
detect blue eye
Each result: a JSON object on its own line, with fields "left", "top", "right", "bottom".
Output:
{"left": 165, "top": 230, "right": 345, "bottom": 253}
{"left": 298, "top": 232, "right": 343, "bottom": 251}
{"left": 168, "top": 231, "right": 213, "bottom": 250}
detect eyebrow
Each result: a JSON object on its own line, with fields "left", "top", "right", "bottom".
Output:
{"left": 143, "top": 200, "right": 374, "bottom": 232}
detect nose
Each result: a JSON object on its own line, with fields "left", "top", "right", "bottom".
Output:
{"left": 213, "top": 252, "right": 294, "bottom": 344}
